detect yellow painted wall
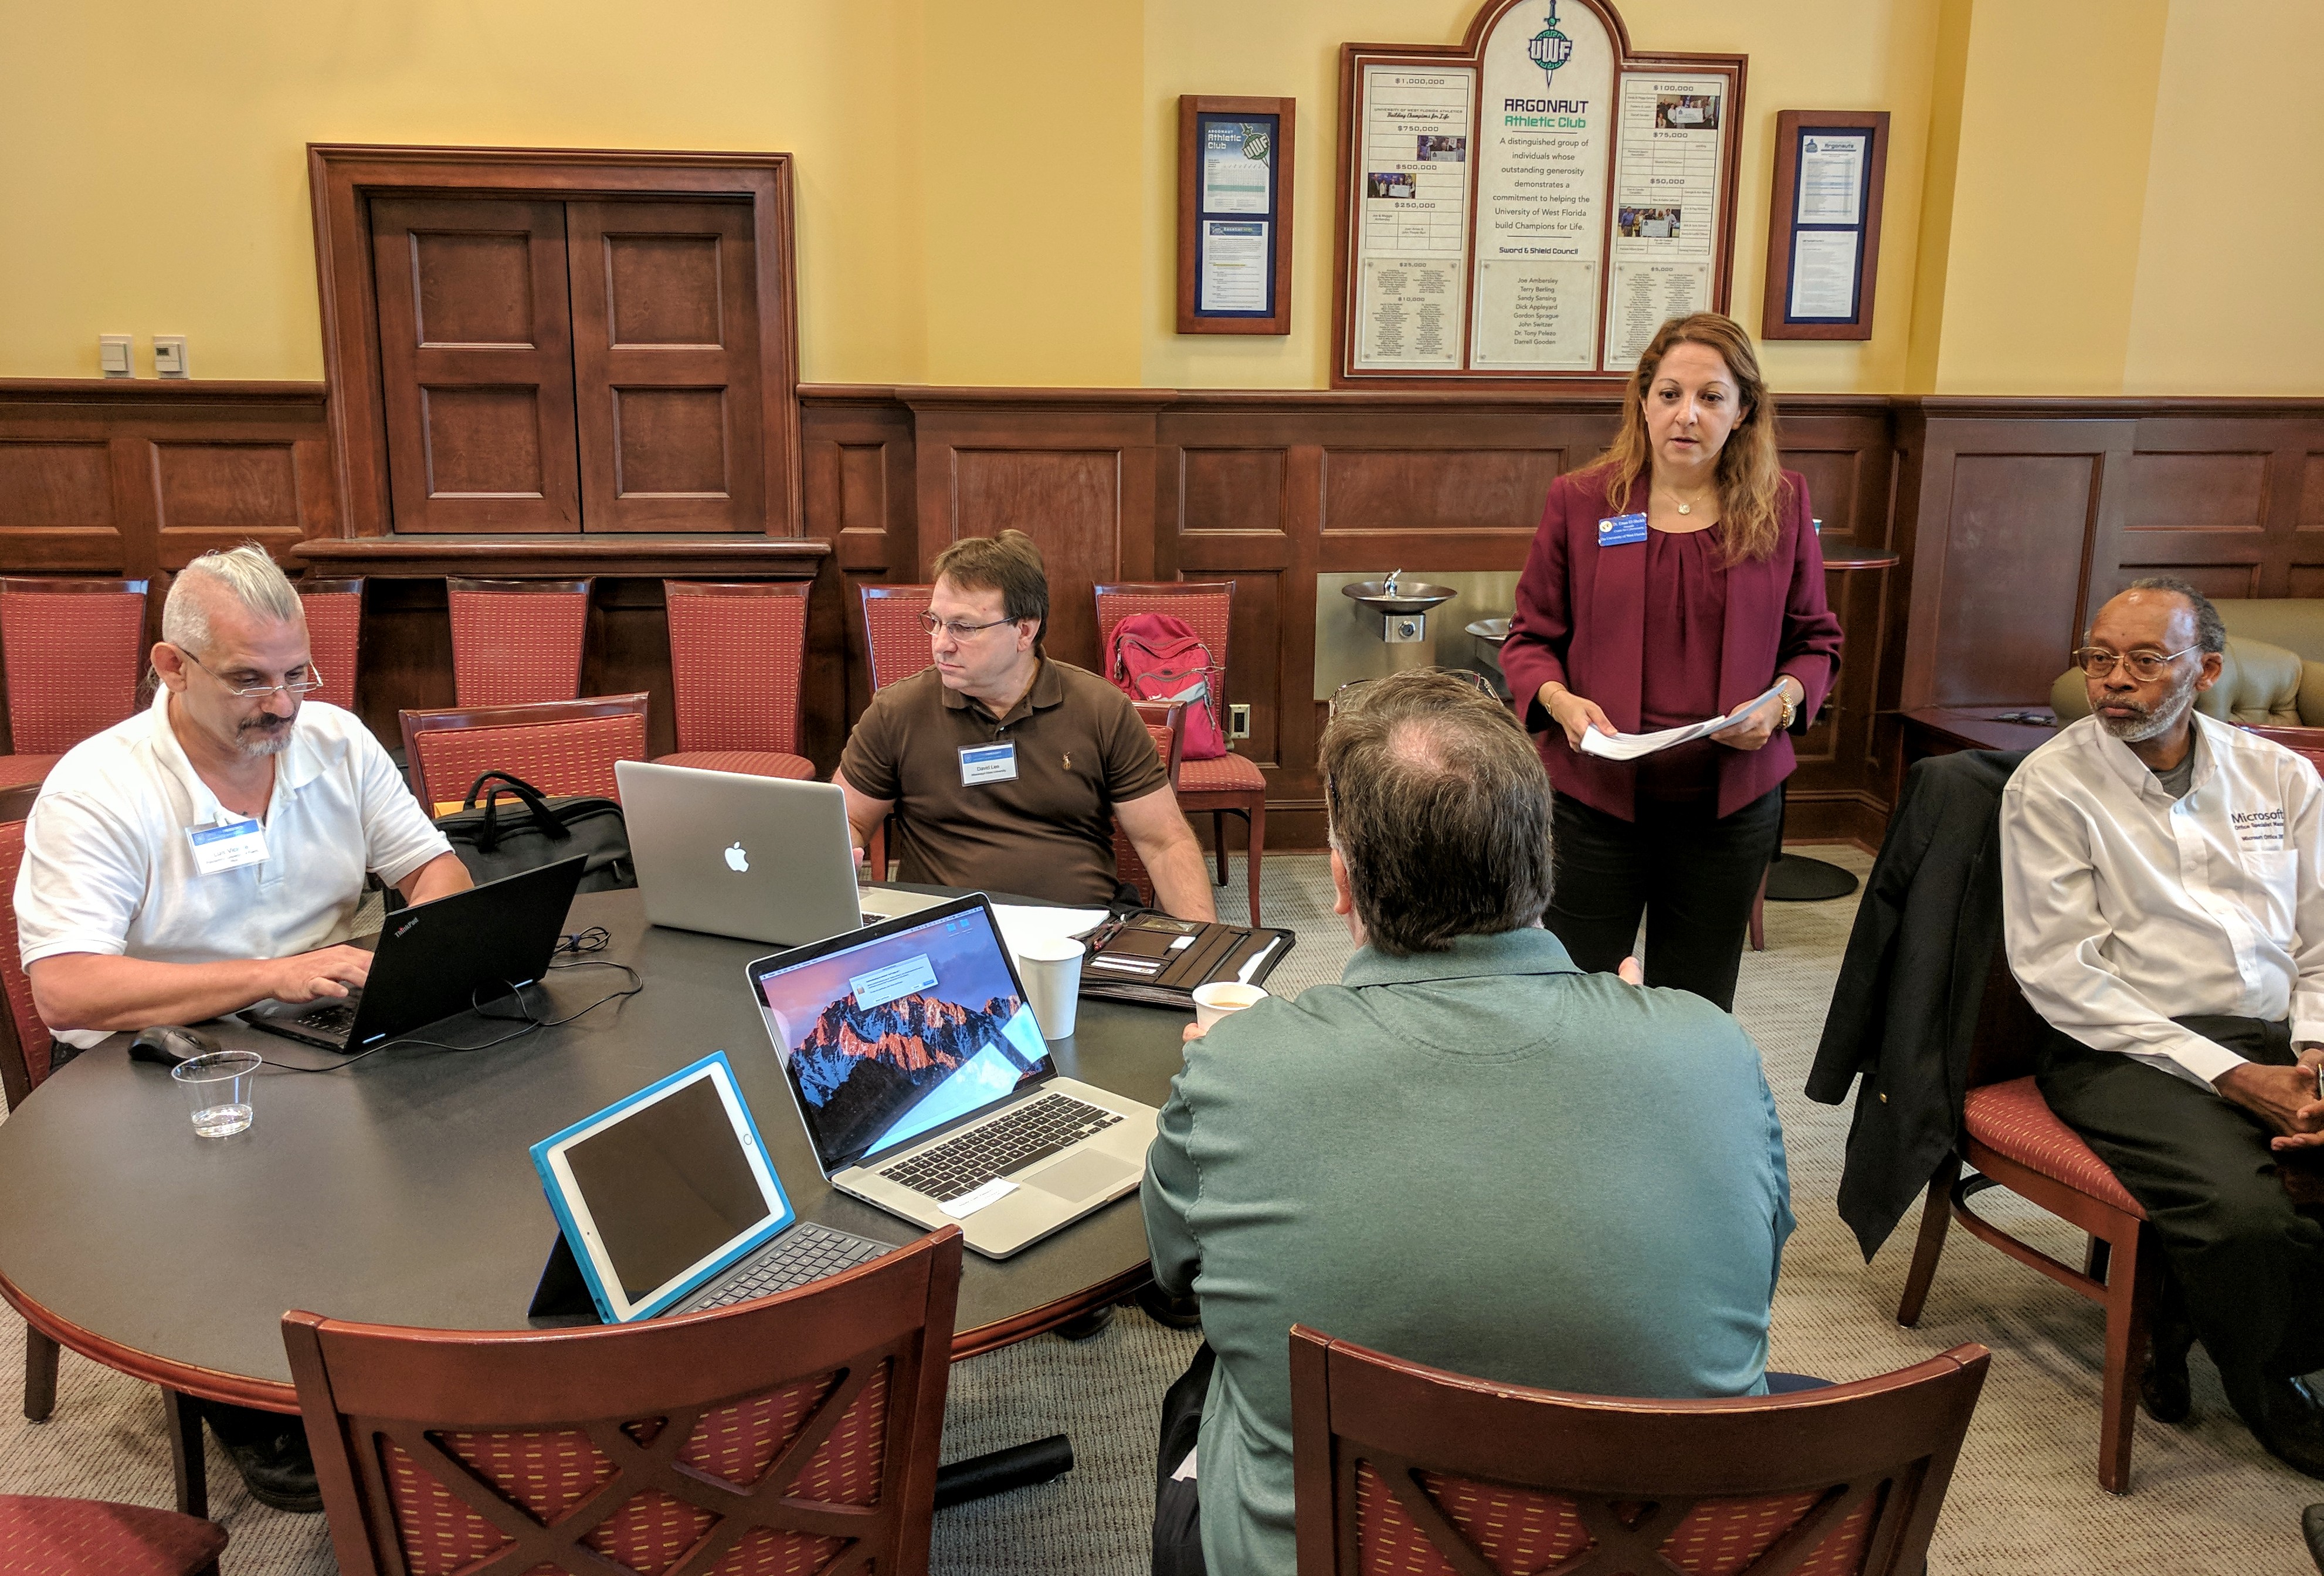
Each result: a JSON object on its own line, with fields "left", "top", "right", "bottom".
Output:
{"left": 0, "top": 0, "right": 2315, "bottom": 394}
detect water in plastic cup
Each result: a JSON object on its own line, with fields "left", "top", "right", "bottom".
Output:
{"left": 170, "top": 1050, "right": 261, "bottom": 1138}
{"left": 1016, "top": 936, "right": 1087, "bottom": 1041}
{"left": 1192, "top": 981, "right": 1268, "bottom": 1031}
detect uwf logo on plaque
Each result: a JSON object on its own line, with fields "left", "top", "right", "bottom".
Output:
{"left": 1528, "top": 1, "right": 1575, "bottom": 88}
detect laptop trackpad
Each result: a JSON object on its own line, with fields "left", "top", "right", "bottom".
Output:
{"left": 1022, "top": 1150, "right": 1135, "bottom": 1204}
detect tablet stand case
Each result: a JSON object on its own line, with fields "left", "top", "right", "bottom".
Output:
{"left": 1076, "top": 913, "right": 1295, "bottom": 1008}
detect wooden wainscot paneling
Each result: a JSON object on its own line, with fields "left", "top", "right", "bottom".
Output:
{"left": 801, "top": 394, "right": 917, "bottom": 770}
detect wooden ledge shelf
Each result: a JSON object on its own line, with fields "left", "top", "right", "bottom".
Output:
{"left": 291, "top": 535, "right": 832, "bottom": 579}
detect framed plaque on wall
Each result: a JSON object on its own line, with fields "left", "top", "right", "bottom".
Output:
{"left": 1178, "top": 95, "right": 1296, "bottom": 335}
{"left": 1760, "top": 110, "right": 1890, "bottom": 341}
{"left": 1332, "top": 0, "right": 1745, "bottom": 384}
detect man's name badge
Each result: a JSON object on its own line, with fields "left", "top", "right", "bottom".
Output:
{"left": 959, "top": 741, "right": 1019, "bottom": 786}
{"left": 1597, "top": 513, "right": 1649, "bottom": 547}
{"left": 188, "top": 818, "right": 268, "bottom": 875}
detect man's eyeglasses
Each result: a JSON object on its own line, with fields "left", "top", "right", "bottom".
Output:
{"left": 918, "top": 611, "right": 1020, "bottom": 640}
{"left": 2072, "top": 645, "right": 2200, "bottom": 683}
{"left": 179, "top": 648, "right": 325, "bottom": 699}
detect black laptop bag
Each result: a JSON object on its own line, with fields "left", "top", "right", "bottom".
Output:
{"left": 435, "top": 770, "right": 636, "bottom": 893}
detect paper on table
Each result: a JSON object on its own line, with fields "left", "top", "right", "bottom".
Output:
{"left": 1577, "top": 683, "right": 1787, "bottom": 762}
{"left": 992, "top": 903, "right": 1112, "bottom": 960}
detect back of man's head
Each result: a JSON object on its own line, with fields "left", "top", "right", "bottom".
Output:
{"left": 162, "top": 543, "right": 301, "bottom": 656}
{"left": 1321, "top": 670, "right": 1553, "bottom": 955}
{"left": 930, "top": 530, "right": 1049, "bottom": 652}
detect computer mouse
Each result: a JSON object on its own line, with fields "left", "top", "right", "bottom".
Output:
{"left": 127, "top": 1025, "right": 218, "bottom": 1067}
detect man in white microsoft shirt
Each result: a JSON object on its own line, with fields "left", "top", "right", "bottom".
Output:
{"left": 2002, "top": 577, "right": 2324, "bottom": 1477}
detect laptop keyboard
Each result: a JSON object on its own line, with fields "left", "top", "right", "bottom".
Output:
{"left": 298, "top": 1001, "right": 358, "bottom": 1035}
{"left": 877, "top": 1093, "right": 1124, "bottom": 1203}
{"left": 675, "top": 1223, "right": 893, "bottom": 1314}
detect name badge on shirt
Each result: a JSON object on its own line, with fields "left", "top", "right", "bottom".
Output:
{"left": 959, "top": 741, "right": 1019, "bottom": 787}
{"left": 1597, "top": 513, "right": 1649, "bottom": 547}
{"left": 187, "top": 818, "right": 268, "bottom": 875}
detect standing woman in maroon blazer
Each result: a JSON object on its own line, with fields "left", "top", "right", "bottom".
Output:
{"left": 1499, "top": 313, "right": 1843, "bottom": 1010}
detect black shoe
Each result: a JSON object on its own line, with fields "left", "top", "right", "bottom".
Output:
{"left": 1053, "top": 1303, "right": 1117, "bottom": 1342}
{"left": 2235, "top": 1375, "right": 2324, "bottom": 1481}
{"left": 2141, "top": 1270, "right": 2197, "bottom": 1425}
{"left": 1136, "top": 1282, "right": 1203, "bottom": 1331}
{"left": 2303, "top": 1504, "right": 2324, "bottom": 1574}
{"left": 208, "top": 1414, "right": 323, "bottom": 1514}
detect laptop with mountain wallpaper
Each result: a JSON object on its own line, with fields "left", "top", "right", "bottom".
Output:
{"left": 747, "top": 893, "right": 1159, "bottom": 1258}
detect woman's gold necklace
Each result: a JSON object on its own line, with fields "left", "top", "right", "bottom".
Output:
{"left": 1658, "top": 485, "right": 1716, "bottom": 517}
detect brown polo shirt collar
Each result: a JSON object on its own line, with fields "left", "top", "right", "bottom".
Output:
{"left": 938, "top": 656, "right": 1066, "bottom": 727}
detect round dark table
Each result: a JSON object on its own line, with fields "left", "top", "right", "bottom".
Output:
{"left": 0, "top": 887, "right": 1191, "bottom": 1414}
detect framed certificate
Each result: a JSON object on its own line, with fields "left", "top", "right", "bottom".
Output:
{"left": 1760, "top": 110, "right": 1890, "bottom": 341}
{"left": 1179, "top": 96, "right": 1295, "bottom": 335}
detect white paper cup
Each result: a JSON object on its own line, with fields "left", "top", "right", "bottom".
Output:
{"left": 1192, "top": 981, "right": 1268, "bottom": 1031}
{"left": 1016, "top": 937, "right": 1087, "bottom": 1041}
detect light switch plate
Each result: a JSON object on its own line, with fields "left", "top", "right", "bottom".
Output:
{"left": 1228, "top": 703, "right": 1251, "bottom": 740}
{"left": 153, "top": 335, "right": 188, "bottom": 378}
{"left": 99, "top": 334, "right": 134, "bottom": 377}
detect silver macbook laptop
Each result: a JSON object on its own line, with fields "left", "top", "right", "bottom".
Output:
{"left": 616, "top": 760, "right": 942, "bottom": 947}
{"left": 747, "top": 893, "right": 1156, "bottom": 1259}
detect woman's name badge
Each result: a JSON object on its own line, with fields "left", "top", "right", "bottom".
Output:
{"left": 1597, "top": 513, "right": 1649, "bottom": 547}
{"left": 188, "top": 818, "right": 268, "bottom": 875}
{"left": 959, "top": 741, "right": 1019, "bottom": 786}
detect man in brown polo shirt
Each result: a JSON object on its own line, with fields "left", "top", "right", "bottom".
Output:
{"left": 837, "top": 531, "right": 1217, "bottom": 920}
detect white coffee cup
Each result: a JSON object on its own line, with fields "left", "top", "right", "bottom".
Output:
{"left": 1016, "top": 937, "right": 1087, "bottom": 1040}
{"left": 1192, "top": 981, "right": 1268, "bottom": 1031}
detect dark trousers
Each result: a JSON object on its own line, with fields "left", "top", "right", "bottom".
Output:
{"left": 2037, "top": 1016, "right": 2324, "bottom": 1418}
{"left": 1544, "top": 788, "right": 1783, "bottom": 1011}
{"left": 1152, "top": 1342, "right": 1213, "bottom": 1576}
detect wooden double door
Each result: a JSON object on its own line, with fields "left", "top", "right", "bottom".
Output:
{"left": 371, "top": 194, "right": 763, "bottom": 533}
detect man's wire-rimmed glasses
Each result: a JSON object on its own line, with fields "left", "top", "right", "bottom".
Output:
{"left": 917, "top": 611, "right": 1020, "bottom": 641}
{"left": 2071, "top": 645, "right": 2200, "bottom": 683}
{"left": 177, "top": 646, "right": 326, "bottom": 699}
{"left": 1328, "top": 666, "right": 1502, "bottom": 718}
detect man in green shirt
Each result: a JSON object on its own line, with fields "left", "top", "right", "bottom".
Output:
{"left": 1142, "top": 668, "right": 1794, "bottom": 1576}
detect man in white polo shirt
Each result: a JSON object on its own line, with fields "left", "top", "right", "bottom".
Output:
{"left": 13, "top": 542, "right": 468, "bottom": 1510}
{"left": 2003, "top": 577, "right": 2324, "bottom": 1478}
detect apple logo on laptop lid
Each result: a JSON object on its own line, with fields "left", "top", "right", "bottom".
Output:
{"left": 725, "top": 842, "right": 750, "bottom": 873}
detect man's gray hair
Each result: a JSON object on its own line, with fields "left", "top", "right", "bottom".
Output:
{"left": 1319, "top": 669, "right": 1554, "bottom": 955}
{"left": 161, "top": 544, "right": 301, "bottom": 656}
{"left": 2122, "top": 575, "right": 2227, "bottom": 655}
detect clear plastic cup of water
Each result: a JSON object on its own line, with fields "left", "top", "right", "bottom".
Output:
{"left": 170, "top": 1050, "right": 260, "bottom": 1138}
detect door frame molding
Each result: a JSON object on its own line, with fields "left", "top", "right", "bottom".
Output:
{"left": 308, "top": 144, "right": 804, "bottom": 541}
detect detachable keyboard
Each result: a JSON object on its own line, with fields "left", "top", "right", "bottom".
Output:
{"left": 876, "top": 1093, "right": 1124, "bottom": 1203}
{"left": 671, "top": 1222, "right": 894, "bottom": 1314}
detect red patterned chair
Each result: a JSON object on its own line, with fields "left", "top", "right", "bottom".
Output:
{"left": 1895, "top": 952, "right": 2156, "bottom": 1492}
{"left": 860, "top": 584, "right": 937, "bottom": 694}
{"left": 1290, "top": 1323, "right": 1988, "bottom": 1576}
{"left": 1114, "top": 701, "right": 1186, "bottom": 910}
{"left": 401, "top": 694, "right": 650, "bottom": 816}
{"left": 0, "top": 577, "right": 150, "bottom": 790}
{"left": 655, "top": 581, "right": 815, "bottom": 781}
{"left": 0, "top": 1494, "right": 226, "bottom": 1576}
{"left": 446, "top": 577, "right": 593, "bottom": 707}
{"left": 0, "top": 782, "right": 61, "bottom": 1423}
{"left": 1097, "top": 582, "right": 1267, "bottom": 926}
{"left": 283, "top": 1227, "right": 961, "bottom": 1576}
{"left": 296, "top": 577, "right": 365, "bottom": 714}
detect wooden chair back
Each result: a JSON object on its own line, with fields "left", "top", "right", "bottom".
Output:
{"left": 296, "top": 578, "right": 365, "bottom": 714}
{"left": 1113, "top": 700, "right": 1185, "bottom": 908}
{"left": 1291, "top": 1325, "right": 1990, "bottom": 1576}
{"left": 284, "top": 1228, "right": 962, "bottom": 1576}
{"left": 860, "top": 585, "right": 936, "bottom": 693}
{"left": 663, "top": 581, "right": 810, "bottom": 754}
{"left": 446, "top": 577, "right": 593, "bottom": 708}
{"left": 0, "top": 781, "right": 50, "bottom": 1109}
{"left": 0, "top": 577, "right": 149, "bottom": 755}
{"left": 400, "top": 694, "right": 650, "bottom": 815}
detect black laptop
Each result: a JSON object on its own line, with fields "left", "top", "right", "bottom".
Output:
{"left": 245, "top": 857, "right": 587, "bottom": 1053}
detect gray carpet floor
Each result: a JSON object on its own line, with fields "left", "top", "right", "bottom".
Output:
{"left": 4, "top": 848, "right": 2319, "bottom": 1573}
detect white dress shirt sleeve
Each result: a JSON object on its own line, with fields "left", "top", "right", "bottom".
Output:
{"left": 2284, "top": 761, "right": 2324, "bottom": 1049}
{"left": 354, "top": 728, "right": 454, "bottom": 889}
{"left": 14, "top": 792, "right": 149, "bottom": 965}
{"left": 2001, "top": 778, "right": 2245, "bottom": 1088}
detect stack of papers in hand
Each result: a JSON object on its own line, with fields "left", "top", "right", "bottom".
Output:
{"left": 1577, "top": 682, "right": 1787, "bottom": 762}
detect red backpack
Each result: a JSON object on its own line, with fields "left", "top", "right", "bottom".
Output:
{"left": 1107, "top": 613, "right": 1227, "bottom": 760}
